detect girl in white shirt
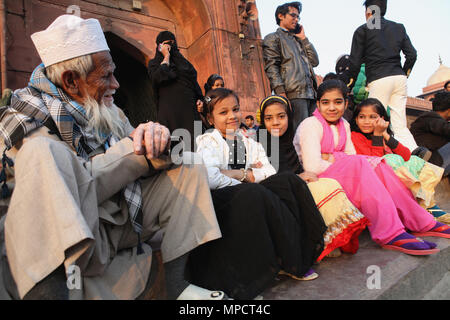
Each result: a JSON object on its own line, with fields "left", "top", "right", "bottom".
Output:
{"left": 187, "top": 88, "right": 327, "bottom": 300}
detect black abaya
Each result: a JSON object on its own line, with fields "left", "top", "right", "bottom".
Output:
{"left": 187, "top": 172, "right": 326, "bottom": 300}
{"left": 148, "top": 34, "right": 203, "bottom": 151}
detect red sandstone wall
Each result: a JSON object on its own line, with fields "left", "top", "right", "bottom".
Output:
{"left": 2, "top": 0, "right": 270, "bottom": 118}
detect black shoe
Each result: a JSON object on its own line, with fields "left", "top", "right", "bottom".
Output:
{"left": 412, "top": 146, "right": 432, "bottom": 162}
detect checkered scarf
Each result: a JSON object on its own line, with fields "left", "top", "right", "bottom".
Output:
{"left": 0, "top": 64, "right": 144, "bottom": 251}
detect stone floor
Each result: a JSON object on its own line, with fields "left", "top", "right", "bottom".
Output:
{"left": 1, "top": 179, "right": 448, "bottom": 300}
{"left": 260, "top": 178, "right": 450, "bottom": 300}
{"left": 260, "top": 229, "right": 449, "bottom": 300}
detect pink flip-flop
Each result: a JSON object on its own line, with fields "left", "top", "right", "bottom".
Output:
{"left": 412, "top": 224, "right": 450, "bottom": 239}
{"left": 382, "top": 238, "right": 440, "bottom": 256}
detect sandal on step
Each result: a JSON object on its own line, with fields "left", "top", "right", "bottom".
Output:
{"left": 279, "top": 268, "right": 319, "bottom": 281}
{"left": 176, "top": 284, "right": 231, "bottom": 300}
{"left": 382, "top": 238, "right": 439, "bottom": 255}
{"left": 412, "top": 223, "right": 450, "bottom": 239}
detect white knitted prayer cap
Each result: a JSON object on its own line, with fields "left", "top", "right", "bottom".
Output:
{"left": 31, "top": 14, "right": 110, "bottom": 67}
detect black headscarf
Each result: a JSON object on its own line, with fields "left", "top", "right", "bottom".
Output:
{"left": 148, "top": 31, "right": 198, "bottom": 85}
{"left": 258, "top": 95, "right": 303, "bottom": 174}
{"left": 204, "top": 74, "right": 224, "bottom": 95}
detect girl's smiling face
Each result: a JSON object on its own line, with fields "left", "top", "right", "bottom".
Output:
{"left": 317, "top": 89, "right": 348, "bottom": 124}
{"left": 208, "top": 95, "right": 241, "bottom": 138}
{"left": 355, "top": 105, "right": 381, "bottom": 134}
{"left": 263, "top": 102, "right": 289, "bottom": 137}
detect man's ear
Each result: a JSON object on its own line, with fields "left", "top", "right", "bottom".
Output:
{"left": 61, "top": 70, "right": 81, "bottom": 96}
{"left": 277, "top": 13, "right": 285, "bottom": 23}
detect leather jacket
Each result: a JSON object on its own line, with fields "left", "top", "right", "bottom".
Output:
{"left": 263, "top": 28, "right": 319, "bottom": 100}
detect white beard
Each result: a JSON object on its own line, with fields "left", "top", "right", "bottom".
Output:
{"left": 83, "top": 96, "right": 127, "bottom": 143}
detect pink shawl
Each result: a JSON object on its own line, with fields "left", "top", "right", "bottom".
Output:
{"left": 313, "top": 109, "right": 383, "bottom": 168}
{"left": 312, "top": 109, "right": 347, "bottom": 153}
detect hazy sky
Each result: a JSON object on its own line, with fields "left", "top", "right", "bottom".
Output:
{"left": 255, "top": 0, "right": 450, "bottom": 96}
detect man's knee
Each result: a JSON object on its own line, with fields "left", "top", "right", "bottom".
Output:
{"left": 180, "top": 163, "right": 208, "bottom": 181}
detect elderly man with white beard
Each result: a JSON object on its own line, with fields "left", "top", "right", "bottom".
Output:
{"left": 0, "top": 15, "right": 225, "bottom": 300}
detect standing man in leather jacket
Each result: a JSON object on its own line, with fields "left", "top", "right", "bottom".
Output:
{"left": 342, "top": 0, "right": 420, "bottom": 153}
{"left": 263, "top": 2, "right": 319, "bottom": 130}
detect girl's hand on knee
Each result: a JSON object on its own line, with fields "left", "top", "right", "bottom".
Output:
{"left": 298, "top": 171, "right": 318, "bottom": 183}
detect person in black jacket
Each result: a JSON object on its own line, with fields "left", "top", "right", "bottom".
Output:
{"left": 410, "top": 92, "right": 450, "bottom": 175}
{"left": 262, "top": 1, "right": 319, "bottom": 131}
{"left": 148, "top": 31, "right": 204, "bottom": 151}
{"left": 341, "top": 0, "right": 420, "bottom": 153}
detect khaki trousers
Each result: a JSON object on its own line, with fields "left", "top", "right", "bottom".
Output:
{"left": 4, "top": 136, "right": 221, "bottom": 298}
{"left": 368, "top": 75, "right": 418, "bottom": 151}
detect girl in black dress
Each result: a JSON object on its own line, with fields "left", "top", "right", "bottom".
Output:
{"left": 187, "top": 88, "right": 327, "bottom": 299}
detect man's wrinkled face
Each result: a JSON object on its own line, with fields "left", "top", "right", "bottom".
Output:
{"left": 79, "top": 51, "right": 119, "bottom": 107}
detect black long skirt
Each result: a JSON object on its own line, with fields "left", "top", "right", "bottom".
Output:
{"left": 187, "top": 172, "right": 327, "bottom": 299}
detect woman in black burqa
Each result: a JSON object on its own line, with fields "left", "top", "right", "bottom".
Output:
{"left": 147, "top": 31, "right": 204, "bottom": 150}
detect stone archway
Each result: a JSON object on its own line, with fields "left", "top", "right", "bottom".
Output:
{"left": 5, "top": 0, "right": 269, "bottom": 121}
{"left": 99, "top": 0, "right": 215, "bottom": 127}
{"left": 105, "top": 32, "right": 156, "bottom": 128}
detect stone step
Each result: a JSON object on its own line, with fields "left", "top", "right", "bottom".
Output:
{"left": 260, "top": 229, "right": 450, "bottom": 300}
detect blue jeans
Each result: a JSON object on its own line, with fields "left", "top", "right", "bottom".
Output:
{"left": 290, "top": 98, "right": 316, "bottom": 131}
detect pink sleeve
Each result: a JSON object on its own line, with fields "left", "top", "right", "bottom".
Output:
{"left": 293, "top": 118, "right": 332, "bottom": 175}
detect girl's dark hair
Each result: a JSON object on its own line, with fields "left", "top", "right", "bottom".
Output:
{"left": 275, "top": 2, "right": 302, "bottom": 25}
{"left": 350, "top": 98, "right": 393, "bottom": 135}
{"left": 317, "top": 79, "right": 349, "bottom": 101}
{"left": 204, "top": 88, "right": 240, "bottom": 116}
{"left": 323, "top": 72, "right": 339, "bottom": 82}
{"left": 204, "top": 74, "right": 224, "bottom": 95}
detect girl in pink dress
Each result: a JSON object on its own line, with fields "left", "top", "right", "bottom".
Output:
{"left": 293, "top": 80, "right": 450, "bottom": 255}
